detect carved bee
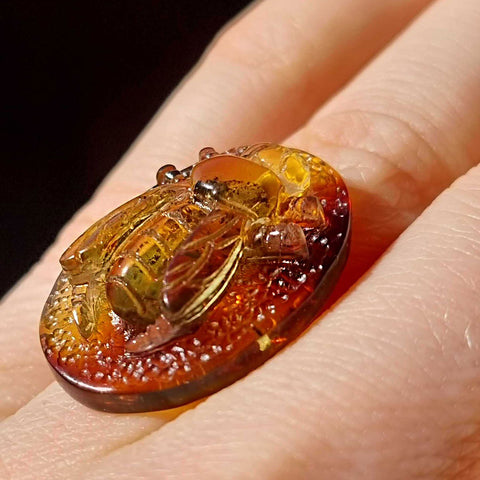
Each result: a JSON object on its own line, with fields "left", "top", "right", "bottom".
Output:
{"left": 40, "top": 143, "right": 351, "bottom": 413}
{"left": 59, "top": 145, "right": 326, "bottom": 353}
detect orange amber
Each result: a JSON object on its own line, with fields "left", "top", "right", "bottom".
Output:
{"left": 39, "top": 144, "right": 351, "bottom": 412}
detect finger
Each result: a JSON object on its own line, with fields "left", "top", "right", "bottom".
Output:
{"left": 80, "top": 135, "right": 480, "bottom": 478}
{"left": 0, "top": 0, "right": 433, "bottom": 419}
{"left": 0, "top": 385, "right": 166, "bottom": 480}
{"left": 0, "top": 383, "right": 197, "bottom": 480}
{"left": 46, "top": 0, "right": 480, "bottom": 478}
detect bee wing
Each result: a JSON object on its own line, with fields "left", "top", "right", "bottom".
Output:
{"left": 60, "top": 183, "right": 189, "bottom": 284}
{"left": 162, "top": 209, "right": 244, "bottom": 331}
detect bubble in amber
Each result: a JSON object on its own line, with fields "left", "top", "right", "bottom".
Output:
{"left": 39, "top": 144, "right": 351, "bottom": 412}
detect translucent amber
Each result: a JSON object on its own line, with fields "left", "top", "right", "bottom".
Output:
{"left": 39, "top": 144, "right": 351, "bottom": 412}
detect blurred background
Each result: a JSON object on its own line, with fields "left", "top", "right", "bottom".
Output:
{"left": 2, "top": 0, "right": 252, "bottom": 296}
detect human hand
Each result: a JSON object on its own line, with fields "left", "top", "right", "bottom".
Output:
{"left": 2, "top": 0, "right": 480, "bottom": 478}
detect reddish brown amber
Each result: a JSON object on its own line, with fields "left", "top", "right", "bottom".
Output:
{"left": 39, "top": 144, "right": 351, "bottom": 412}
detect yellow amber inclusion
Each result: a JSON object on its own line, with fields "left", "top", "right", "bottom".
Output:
{"left": 40, "top": 144, "right": 351, "bottom": 412}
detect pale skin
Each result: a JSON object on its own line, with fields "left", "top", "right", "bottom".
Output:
{"left": 1, "top": 0, "right": 480, "bottom": 478}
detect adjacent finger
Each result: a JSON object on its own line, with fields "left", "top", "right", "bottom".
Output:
{"left": 0, "top": 0, "right": 433, "bottom": 418}
{"left": 0, "top": 384, "right": 169, "bottom": 480}
{"left": 111, "top": 0, "right": 435, "bottom": 182}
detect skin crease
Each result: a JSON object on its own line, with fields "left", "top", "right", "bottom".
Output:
{"left": 2, "top": 0, "right": 480, "bottom": 479}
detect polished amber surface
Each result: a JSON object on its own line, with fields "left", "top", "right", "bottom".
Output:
{"left": 40, "top": 144, "right": 351, "bottom": 412}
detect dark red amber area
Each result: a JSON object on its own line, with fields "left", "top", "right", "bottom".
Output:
{"left": 39, "top": 144, "right": 351, "bottom": 412}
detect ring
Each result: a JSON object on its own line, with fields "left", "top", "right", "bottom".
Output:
{"left": 39, "top": 143, "right": 351, "bottom": 413}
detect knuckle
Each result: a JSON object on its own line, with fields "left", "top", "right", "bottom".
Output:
{"left": 208, "top": 3, "right": 310, "bottom": 72}
{"left": 299, "top": 106, "right": 452, "bottom": 214}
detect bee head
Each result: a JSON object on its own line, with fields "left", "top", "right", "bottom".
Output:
{"left": 193, "top": 179, "right": 227, "bottom": 208}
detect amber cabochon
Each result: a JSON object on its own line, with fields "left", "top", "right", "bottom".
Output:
{"left": 40, "top": 144, "right": 351, "bottom": 412}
